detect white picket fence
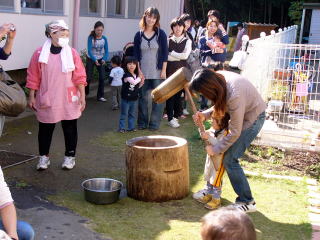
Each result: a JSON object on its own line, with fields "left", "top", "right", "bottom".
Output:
{"left": 240, "top": 26, "right": 320, "bottom": 150}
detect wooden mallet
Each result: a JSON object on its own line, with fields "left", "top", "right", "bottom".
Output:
{"left": 151, "top": 67, "right": 219, "bottom": 170}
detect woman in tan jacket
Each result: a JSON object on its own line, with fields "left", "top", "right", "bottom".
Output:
{"left": 191, "top": 68, "right": 266, "bottom": 213}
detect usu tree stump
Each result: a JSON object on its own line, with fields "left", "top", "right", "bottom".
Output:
{"left": 126, "top": 135, "right": 189, "bottom": 202}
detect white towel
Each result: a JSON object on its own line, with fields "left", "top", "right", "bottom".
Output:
{"left": 38, "top": 39, "right": 75, "bottom": 73}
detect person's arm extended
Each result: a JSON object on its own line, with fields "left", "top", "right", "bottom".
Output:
{"left": 0, "top": 24, "right": 16, "bottom": 56}
{"left": 3, "top": 36, "right": 15, "bottom": 56}
{"left": 0, "top": 203, "right": 18, "bottom": 240}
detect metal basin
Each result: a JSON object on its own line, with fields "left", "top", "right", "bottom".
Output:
{"left": 81, "top": 178, "right": 123, "bottom": 204}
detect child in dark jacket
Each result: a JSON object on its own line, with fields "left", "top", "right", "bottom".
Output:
{"left": 118, "top": 57, "right": 141, "bottom": 132}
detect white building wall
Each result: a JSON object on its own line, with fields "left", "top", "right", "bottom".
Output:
{"left": 78, "top": 17, "right": 139, "bottom": 54}
{"left": 0, "top": 0, "right": 181, "bottom": 71}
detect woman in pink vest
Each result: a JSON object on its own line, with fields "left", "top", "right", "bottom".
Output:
{"left": 26, "top": 20, "right": 87, "bottom": 171}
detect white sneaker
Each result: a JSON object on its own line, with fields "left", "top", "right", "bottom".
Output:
{"left": 168, "top": 119, "right": 180, "bottom": 128}
{"left": 192, "top": 189, "right": 209, "bottom": 200}
{"left": 183, "top": 109, "right": 190, "bottom": 115}
{"left": 62, "top": 156, "right": 75, "bottom": 170}
{"left": 98, "top": 97, "right": 107, "bottom": 102}
{"left": 37, "top": 155, "right": 50, "bottom": 170}
{"left": 173, "top": 117, "right": 180, "bottom": 123}
{"left": 231, "top": 201, "right": 257, "bottom": 213}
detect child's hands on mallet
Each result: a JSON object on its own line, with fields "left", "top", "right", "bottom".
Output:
{"left": 192, "top": 111, "right": 205, "bottom": 127}
{"left": 200, "top": 131, "right": 209, "bottom": 140}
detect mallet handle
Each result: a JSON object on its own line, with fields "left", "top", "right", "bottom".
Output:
{"left": 184, "top": 85, "right": 205, "bottom": 134}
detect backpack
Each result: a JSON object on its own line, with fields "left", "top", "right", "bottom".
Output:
{"left": 0, "top": 67, "right": 27, "bottom": 117}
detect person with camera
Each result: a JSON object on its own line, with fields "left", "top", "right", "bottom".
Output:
{"left": 0, "top": 23, "right": 16, "bottom": 60}
{"left": 0, "top": 22, "right": 35, "bottom": 240}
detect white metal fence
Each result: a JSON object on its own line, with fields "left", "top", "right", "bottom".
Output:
{"left": 240, "top": 26, "right": 320, "bottom": 150}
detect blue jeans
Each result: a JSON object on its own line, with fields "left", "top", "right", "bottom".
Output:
{"left": 0, "top": 220, "right": 35, "bottom": 240}
{"left": 119, "top": 98, "right": 137, "bottom": 131}
{"left": 138, "top": 79, "right": 165, "bottom": 130}
{"left": 223, "top": 112, "right": 265, "bottom": 203}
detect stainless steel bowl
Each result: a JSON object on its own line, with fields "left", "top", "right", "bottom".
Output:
{"left": 81, "top": 178, "right": 123, "bottom": 204}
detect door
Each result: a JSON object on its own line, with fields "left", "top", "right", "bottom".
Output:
{"left": 309, "top": 9, "right": 320, "bottom": 44}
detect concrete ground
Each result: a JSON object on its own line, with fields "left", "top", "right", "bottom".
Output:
{"left": 1, "top": 87, "right": 121, "bottom": 240}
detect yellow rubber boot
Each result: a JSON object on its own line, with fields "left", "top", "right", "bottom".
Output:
{"left": 196, "top": 194, "right": 212, "bottom": 204}
{"left": 204, "top": 198, "right": 221, "bottom": 210}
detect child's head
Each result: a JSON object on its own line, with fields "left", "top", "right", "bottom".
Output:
{"left": 124, "top": 56, "right": 139, "bottom": 75}
{"left": 212, "top": 112, "right": 230, "bottom": 130}
{"left": 201, "top": 206, "right": 256, "bottom": 240}
{"left": 111, "top": 55, "right": 121, "bottom": 67}
{"left": 213, "top": 31, "right": 223, "bottom": 41}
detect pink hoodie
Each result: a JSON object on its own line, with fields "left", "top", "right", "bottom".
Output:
{"left": 26, "top": 47, "right": 87, "bottom": 123}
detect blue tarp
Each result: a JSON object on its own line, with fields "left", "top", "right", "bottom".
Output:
{"left": 228, "top": 21, "right": 241, "bottom": 27}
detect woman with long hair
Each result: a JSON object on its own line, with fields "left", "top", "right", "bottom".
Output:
{"left": 133, "top": 7, "right": 168, "bottom": 130}
{"left": 86, "top": 21, "right": 109, "bottom": 102}
{"left": 191, "top": 68, "right": 266, "bottom": 212}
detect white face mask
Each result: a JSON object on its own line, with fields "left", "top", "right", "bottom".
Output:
{"left": 58, "top": 37, "right": 69, "bottom": 47}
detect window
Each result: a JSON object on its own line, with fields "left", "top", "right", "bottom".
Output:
{"left": 128, "top": 0, "right": 144, "bottom": 18}
{"left": 80, "top": 0, "right": 100, "bottom": 16}
{"left": 0, "top": 0, "right": 14, "bottom": 10}
{"left": 107, "top": 0, "right": 125, "bottom": 17}
{"left": 21, "top": 0, "right": 63, "bottom": 14}
{"left": 21, "top": 0, "right": 41, "bottom": 9}
{"left": 44, "top": 0, "right": 63, "bottom": 14}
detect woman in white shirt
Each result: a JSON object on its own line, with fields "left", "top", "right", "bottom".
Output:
{"left": 166, "top": 17, "right": 192, "bottom": 128}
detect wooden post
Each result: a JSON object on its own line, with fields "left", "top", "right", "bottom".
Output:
{"left": 126, "top": 136, "right": 189, "bottom": 202}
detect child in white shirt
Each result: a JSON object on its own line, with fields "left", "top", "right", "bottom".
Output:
{"left": 193, "top": 113, "right": 230, "bottom": 210}
{"left": 109, "top": 55, "right": 124, "bottom": 110}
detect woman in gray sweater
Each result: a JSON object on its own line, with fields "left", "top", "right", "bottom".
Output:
{"left": 191, "top": 68, "right": 266, "bottom": 213}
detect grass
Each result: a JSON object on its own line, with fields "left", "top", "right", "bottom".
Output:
{"left": 49, "top": 117, "right": 312, "bottom": 240}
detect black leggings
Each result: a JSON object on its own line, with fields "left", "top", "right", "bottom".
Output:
{"left": 38, "top": 119, "right": 78, "bottom": 157}
{"left": 166, "top": 90, "right": 183, "bottom": 121}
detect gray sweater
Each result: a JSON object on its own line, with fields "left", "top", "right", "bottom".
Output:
{"left": 203, "top": 71, "right": 266, "bottom": 154}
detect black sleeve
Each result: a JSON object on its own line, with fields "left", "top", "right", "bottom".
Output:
{"left": 0, "top": 47, "right": 10, "bottom": 60}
